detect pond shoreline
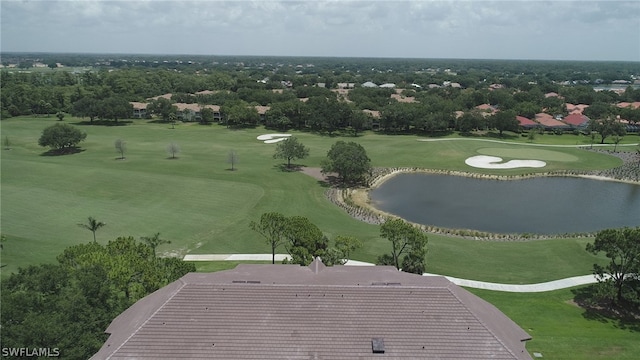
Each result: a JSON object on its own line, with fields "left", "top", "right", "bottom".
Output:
{"left": 325, "top": 150, "right": 639, "bottom": 241}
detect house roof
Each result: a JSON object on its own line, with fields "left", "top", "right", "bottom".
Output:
{"left": 563, "top": 113, "right": 590, "bottom": 126}
{"left": 147, "top": 93, "right": 173, "bottom": 101}
{"left": 362, "top": 109, "right": 381, "bottom": 118}
{"left": 535, "top": 113, "right": 569, "bottom": 128}
{"left": 174, "top": 103, "right": 221, "bottom": 112}
{"left": 565, "top": 103, "right": 589, "bottom": 114}
{"left": 93, "top": 260, "right": 532, "bottom": 360}
{"left": 617, "top": 101, "right": 640, "bottom": 109}
{"left": 254, "top": 105, "right": 271, "bottom": 115}
{"left": 516, "top": 116, "right": 538, "bottom": 127}
{"left": 130, "top": 102, "right": 147, "bottom": 110}
{"left": 476, "top": 104, "right": 497, "bottom": 113}
{"left": 390, "top": 93, "right": 417, "bottom": 103}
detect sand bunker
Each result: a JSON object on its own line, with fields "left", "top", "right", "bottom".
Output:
{"left": 257, "top": 134, "right": 292, "bottom": 143}
{"left": 465, "top": 155, "right": 546, "bottom": 169}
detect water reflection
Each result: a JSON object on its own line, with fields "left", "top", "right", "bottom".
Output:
{"left": 369, "top": 173, "right": 640, "bottom": 235}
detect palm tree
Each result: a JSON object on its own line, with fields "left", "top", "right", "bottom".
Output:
{"left": 77, "top": 217, "right": 106, "bottom": 243}
{"left": 140, "top": 232, "right": 171, "bottom": 258}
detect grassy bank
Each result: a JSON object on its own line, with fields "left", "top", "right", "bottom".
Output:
{"left": 0, "top": 116, "right": 630, "bottom": 278}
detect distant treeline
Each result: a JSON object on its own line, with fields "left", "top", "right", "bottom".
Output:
{"left": 2, "top": 54, "right": 639, "bottom": 136}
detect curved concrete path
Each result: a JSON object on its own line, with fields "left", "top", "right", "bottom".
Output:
{"left": 183, "top": 254, "right": 598, "bottom": 293}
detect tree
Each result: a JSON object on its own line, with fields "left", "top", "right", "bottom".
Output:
{"left": 167, "top": 142, "right": 180, "bottom": 159}
{"left": 77, "top": 216, "right": 106, "bottom": 243}
{"left": 101, "top": 97, "right": 133, "bottom": 123}
{"left": 273, "top": 136, "right": 309, "bottom": 168}
{"left": 588, "top": 117, "right": 626, "bottom": 144}
{"left": 250, "top": 212, "right": 289, "bottom": 264}
{"left": 147, "top": 97, "right": 176, "bottom": 122}
{"left": 332, "top": 235, "right": 363, "bottom": 264}
{"left": 3, "top": 135, "right": 11, "bottom": 150}
{"left": 321, "top": 140, "right": 371, "bottom": 185}
{"left": 1, "top": 237, "right": 195, "bottom": 359}
{"left": 489, "top": 110, "right": 519, "bottom": 136}
{"left": 200, "top": 106, "right": 214, "bottom": 125}
{"left": 586, "top": 227, "right": 640, "bottom": 305}
{"left": 283, "top": 216, "right": 328, "bottom": 266}
{"left": 38, "top": 123, "right": 87, "bottom": 152}
{"left": 56, "top": 111, "right": 65, "bottom": 121}
{"left": 115, "top": 138, "right": 126, "bottom": 159}
{"left": 377, "top": 218, "right": 428, "bottom": 274}
{"left": 71, "top": 96, "right": 100, "bottom": 123}
{"left": 140, "top": 232, "right": 171, "bottom": 258}
{"left": 227, "top": 149, "right": 238, "bottom": 170}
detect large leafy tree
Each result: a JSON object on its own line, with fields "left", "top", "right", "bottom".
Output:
{"left": 273, "top": 136, "right": 309, "bottom": 168}
{"left": 489, "top": 109, "right": 519, "bottom": 136}
{"left": 147, "top": 97, "right": 177, "bottom": 122}
{"left": 586, "top": 227, "right": 640, "bottom": 306}
{"left": 377, "top": 218, "right": 428, "bottom": 274}
{"left": 1, "top": 237, "right": 195, "bottom": 359}
{"left": 321, "top": 140, "right": 371, "bottom": 186}
{"left": 38, "top": 123, "right": 87, "bottom": 152}
{"left": 71, "top": 96, "right": 101, "bottom": 123}
{"left": 250, "top": 212, "right": 289, "bottom": 264}
{"left": 283, "top": 216, "right": 329, "bottom": 266}
{"left": 588, "top": 117, "right": 626, "bottom": 144}
{"left": 100, "top": 97, "right": 133, "bottom": 123}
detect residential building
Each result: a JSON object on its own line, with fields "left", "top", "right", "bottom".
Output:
{"left": 92, "top": 259, "right": 532, "bottom": 359}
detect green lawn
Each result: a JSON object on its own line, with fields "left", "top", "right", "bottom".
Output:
{"left": 468, "top": 287, "right": 640, "bottom": 360}
{"left": 2, "top": 117, "right": 638, "bottom": 359}
{"left": 0, "top": 117, "right": 626, "bottom": 277}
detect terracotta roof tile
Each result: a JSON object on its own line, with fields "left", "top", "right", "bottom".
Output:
{"left": 93, "top": 261, "right": 531, "bottom": 360}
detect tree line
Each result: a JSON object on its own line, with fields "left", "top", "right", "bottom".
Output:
{"left": 0, "top": 236, "right": 195, "bottom": 359}
{"left": 3, "top": 64, "right": 640, "bottom": 136}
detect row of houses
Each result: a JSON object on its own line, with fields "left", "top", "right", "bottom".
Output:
{"left": 132, "top": 90, "right": 639, "bottom": 132}
{"left": 131, "top": 99, "right": 270, "bottom": 123}
{"left": 477, "top": 101, "right": 640, "bottom": 132}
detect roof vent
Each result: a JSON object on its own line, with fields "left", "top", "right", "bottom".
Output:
{"left": 372, "top": 338, "right": 385, "bottom": 354}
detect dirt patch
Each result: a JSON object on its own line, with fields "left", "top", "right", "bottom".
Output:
{"left": 299, "top": 167, "right": 339, "bottom": 183}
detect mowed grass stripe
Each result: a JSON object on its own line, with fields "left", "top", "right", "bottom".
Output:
{"left": 0, "top": 117, "right": 625, "bottom": 282}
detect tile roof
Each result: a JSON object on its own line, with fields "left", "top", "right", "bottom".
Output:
{"left": 516, "top": 116, "right": 538, "bottom": 127}
{"left": 564, "top": 103, "right": 589, "bottom": 114}
{"left": 563, "top": 113, "right": 590, "bottom": 126}
{"left": 617, "top": 101, "right": 640, "bottom": 109}
{"left": 390, "top": 93, "right": 417, "bottom": 103}
{"left": 147, "top": 93, "right": 173, "bottom": 101}
{"left": 476, "top": 104, "right": 497, "bottom": 113}
{"left": 93, "top": 260, "right": 531, "bottom": 360}
{"left": 535, "top": 113, "right": 568, "bottom": 128}
{"left": 130, "top": 102, "right": 147, "bottom": 110}
{"left": 362, "top": 109, "right": 381, "bottom": 118}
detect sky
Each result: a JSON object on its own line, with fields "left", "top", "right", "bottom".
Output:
{"left": 1, "top": 0, "right": 639, "bottom": 61}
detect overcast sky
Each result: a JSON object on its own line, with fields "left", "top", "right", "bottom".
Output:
{"left": 1, "top": 0, "right": 639, "bottom": 61}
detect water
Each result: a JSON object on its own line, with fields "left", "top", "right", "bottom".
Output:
{"left": 369, "top": 173, "right": 640, "bottom": 235}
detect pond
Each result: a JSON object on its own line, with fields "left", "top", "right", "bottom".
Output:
{"left": 369, "top": 173, "right": 640, "bottom": 235}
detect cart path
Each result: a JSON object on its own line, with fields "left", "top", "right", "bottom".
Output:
{"left": 183, "top": 254, "right": 599, "bottom": 293}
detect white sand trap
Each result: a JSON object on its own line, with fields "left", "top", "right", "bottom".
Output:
{"left": 264, "top": 138, "right": 288, "bottom": 144}
{"left": 465, "top": 155, "right": 546, "bottom": 169}
{"left": 257, "top": 134, "right": 292, "bottom": 143}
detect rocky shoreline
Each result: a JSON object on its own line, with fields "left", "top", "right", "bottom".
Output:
{"left": 324, "top": 149, "right": 639, "bottom": 241}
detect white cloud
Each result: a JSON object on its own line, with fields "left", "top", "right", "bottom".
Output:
{"left": 1, "top": 0, "right": 638, "bottom": 61}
